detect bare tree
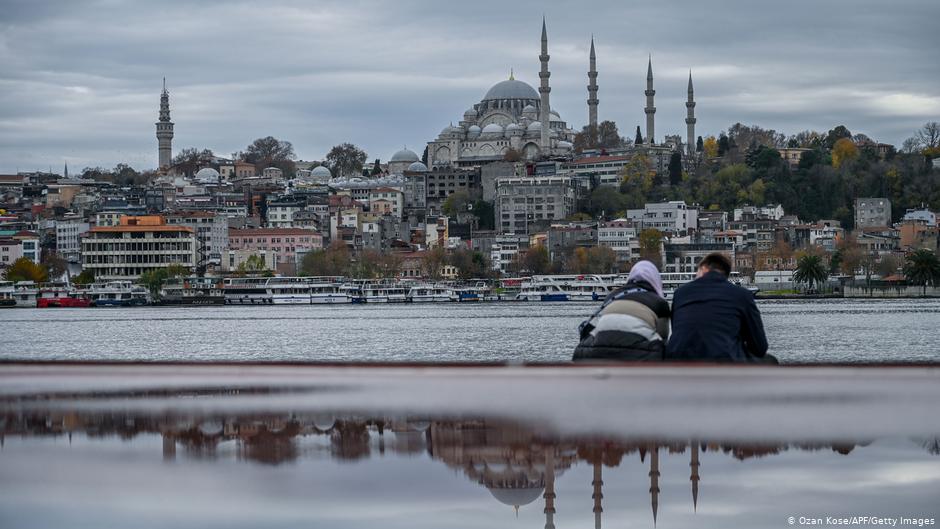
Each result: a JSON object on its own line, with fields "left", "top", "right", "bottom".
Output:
{"left": 915, "top": 122, "right": 940, "bottom": 150}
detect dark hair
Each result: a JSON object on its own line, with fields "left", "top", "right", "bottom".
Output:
{"left": 698, "top": 253, "right": 732, "bottom": 276}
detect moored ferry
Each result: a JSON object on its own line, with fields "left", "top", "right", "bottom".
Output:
{"left": 87, "top": 280, "right": 150, "bottom": 307}
{"left": 0, "top": 281, "right": 16, "bottom": 307}
{"left": 223, "top": 277, "right": 272, "bottom": 305}
{"left": 159, "top": 277, "right": 225, "bottom": 305}
{"left": 11, "top": 281, "right": 39, "bottom": 307}
{"left": 359, "top": 283, "right": 408, "bottom": 303}
{"left": 515, "top": 275, "right": 613, "bottom": 302}
{"left": 646, "top": 271, "right": 759, "bottom": 300}
{"left": 37, "top": 283, "right": 92, "bottom": 308}
{"left": 266, "top": 277, "right": 314, "bottom": 305}
{"left": 407, "top": 284, "right": 452, "bottom": 303}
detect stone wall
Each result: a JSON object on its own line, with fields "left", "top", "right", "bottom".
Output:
{"left": 844, "top": 285, "right": 940, "bottom": 298}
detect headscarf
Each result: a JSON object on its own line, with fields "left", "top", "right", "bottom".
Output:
{"left": 627, "top": 260, "right": 664, "bottom": 298}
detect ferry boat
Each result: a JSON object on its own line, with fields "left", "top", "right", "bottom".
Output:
{"left": 407, "top": 284, "right": 453, "bottom": 303}
{"left": 359, "top": 283, "right": 408, "bottom": 303}
{"left": 266, "top": 277, "right": 314, "bottom": 305}
{"left": 450, "top": 281, "right": 489, "bottom": 302}
{"left": 11, "top": 281, "right": 38, "bottom": 307}
{"left": 0, "top": 281, "right": 16, "bottom": 307}
{"left": 36, "top": 283, "right": 92, "bottom": 308}
{"left": 515, "top": 275, "right": 613, "bottom": 302}
{"left": 87, "top": 281, "right": 150, "bottom": 307}
{"left": 309, "top": 280, "right": 354, "bottom": 304}
{"left": 223, "top": 277, "right": 272, "bottom": 305}
{"left": 651, "top": 272, "right": 760, "bottom": 300}
{"left": 159, "top": 277, "right": 225, "bottom": 305}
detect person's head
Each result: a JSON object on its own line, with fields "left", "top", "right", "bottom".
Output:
{"left": 696, "top": 253, "right": 732, "bottom": 278}
{"left": 627, "top": 260, "right": 664, "bottom": 298}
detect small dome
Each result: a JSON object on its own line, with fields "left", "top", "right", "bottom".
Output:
{"left": 407, "top": 161, "right": 428, "bottom": 172}
{"left": 557, "top": 140, "right": 573, "bottom": 149}
{"left": 482, "top": 123, "right": 504, "bottom": 136}
{"left": 194, "top": 167, "right": 220, "bottom": 181}
{"left": 522, "top": 104, "right": 538, "bottom": 117}
{"left": 483, "top": 79, "right": 539, "bottom": 101}
{"left": 527, "top": 121, "right": 542, "bottom": 132}
{"left": 550, "top": 110, "right": 561, "bottom": 120}
{"left": 310, "top": 165, "right": 332, "bottom": 178}
{"left": 390, "top": 148, "right": 420, "bottom": 163}
{"left": 506, "top": 123, "right": 523, "bottom": 136}
{"left": 463, "top": 108, "right": 478, "bottom": 119}
{"left": 467, "top": 125, "right": 482, "bottom": 138}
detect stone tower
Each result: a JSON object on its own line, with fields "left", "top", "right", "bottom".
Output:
{"left": 686, "top": 71, "right": 697, "bottom": 156}
{"left": 644, "top": 56, "right": 656, "bottom": 145}
{"left": 538, "top": 17, "right": 552, "bottom": 152}
{"left": 156, "top": 78, "right": 174, "bottom": 170}
{"left": 587, "top": 37, "right": 598, "bottom": 130}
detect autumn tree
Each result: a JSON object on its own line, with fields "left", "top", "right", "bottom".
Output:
{"left": 638, "top": 229, "right": 663, "bottom": 268}
{"left": 831, "top": 138, "right": 859, "bottom": 168}
{"left": 597, "top": 121, "right": 623, "bottom": 150}
{"left": 619, "top": 154, "right": 656, "bottom": 207}
{"left": 324, "top": 143, "right": 367, "bottom": 178}
{"left": 573, "top": 124, "right": 599, "bottom": 152}
{"left": 2, "top": 257, "right": 47, "bottom": 283}
{"left": 72, "top": 269, "right": 94, "bottom": 286}
{"left": 503, "top": 148, "right": 522, "bottom": 162}
{"left": 422, "top": 246, "right": 448, "bottom": 280}
{"left": 824, "top": 125, "right": 852, "bottom": 150}
{"left": 519, "top": 244, "right": 550, "bottom": 275}
{"left": 702, "top": 136, "right": 718, "bottom": 158}
{"left": 41, "top": 252, "right": 68, "bottom": 281}
{"left": 239, "top": 136, "right": 297, "bottom": 177}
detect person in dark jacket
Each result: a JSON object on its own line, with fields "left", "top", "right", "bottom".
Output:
{"left": 665, "top": 253, "right": 774, "bottom": 363}
{"left": 573, "top": 260, "right": 670, "bottom": 362}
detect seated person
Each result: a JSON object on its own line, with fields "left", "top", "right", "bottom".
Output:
{"left": 665, "top": 253, "right": 774, "bottom": 363}
{"left": 572, "top": 260, "right": 670, "bottom": 362}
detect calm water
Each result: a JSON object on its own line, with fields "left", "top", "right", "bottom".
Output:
{"left": 2, "top": 299, "right": 939, "bottom": 363}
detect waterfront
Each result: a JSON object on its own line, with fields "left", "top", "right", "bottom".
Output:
{"left": 2, "top": 298, "right": 939, "bottom": 363}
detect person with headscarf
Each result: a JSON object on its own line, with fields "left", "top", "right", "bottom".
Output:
{"left": 572, "top": 260, "right": 671, "bottom": 362}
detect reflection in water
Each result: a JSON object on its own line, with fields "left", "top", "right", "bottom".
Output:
{"left": 3, "top": 410, "right": 936, "bottom": 527}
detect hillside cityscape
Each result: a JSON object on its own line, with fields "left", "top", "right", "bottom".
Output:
{"left": 2, "top": 20, "right": 940, "bottom": 301}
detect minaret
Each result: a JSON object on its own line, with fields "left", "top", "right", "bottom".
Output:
{"left": 592, "top": 460, "right": 603, "bottom": 529}
{"left": 649, "top": 445, "right": 660, "bottom": 525}
{"left": 686, "top": 71, "right": 697, "bottom": 157}
{"left": 645, "top": 56, "right": 656, "bottom": 145}
{"left": 544, "top": 450, "right": 556, "bottom": 529}
{"left": 690, "top": 441, "right": 701, "bottom": 512}
{"left": 538, "top": 17, "right": 552, "bottom": 152}
{"left": 63, "top": 162, "right": 68, "bottom": 179}
{"left": 587, "top": 36, "right": 599, "bottom": 130}
{"left": 156, "top": 78, "right": 174, "bottom": 170}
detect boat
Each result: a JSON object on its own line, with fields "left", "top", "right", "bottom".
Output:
{"left": 36, "top": 283, "right": 92, "bottom": 308}
{"left": 309, "top": 280, "right": 354, "bottom": 304}
{"left": 11, "top": 281, "right": 38, "bottom": 307}
{"left": 87, "top": 280, "right": 151, "bottom": 307}
{"left": 0, "top": 281, "right": 16, "bottom": 307}
{"left": 359, "top": 283, "right": 408, "bottom": 303}
{"left": 266, "top": 277, "right": 314, "bottom": 305}
{"left": 407, "top": 284, "right": 453, "bottom": 303}
{"left": 450, "top": 281, "right": 489, "bottom": 302}
{"left": 159, "top": 277, "right": 225, "bottom": 305}
{"left": 223, "top": 277, "right": 272, "bottom": 305}
{"left": 652, "top": 271, "right": 760, "bottom": 300}
{"left": 515, "top": 275, "right": 613, "bottom": 302}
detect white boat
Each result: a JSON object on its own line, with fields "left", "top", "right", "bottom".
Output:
{"left": 87, "top": 280, "right": 151, "bottom": 307}
{"left": 266, "top": 277, "right": 314, "bottom": 305}
{"left": 641, "top": 271, "right": 759, "bottom": 301}
{"left": 223, "top": 277, "right": 272, "bottom": 305}
{"left": 11, "top": 281, "right": 38, "bottom": 307}
{"left": 0, "top": 281, "right": 16, "bottom": 307}
{"left": 515, "top": 275, "right": 613, "bottom": 302}
{"left": 450, "top": 281, "right": 490, "bottom": 302}
{"left": 360, "top": 283, "right": 408, "bottom": 303}
{"left": 407, "top": 284, "right": 453, "bottom": 303}
{"left": 309, "top": 281, "right": 353, "bottom": 304}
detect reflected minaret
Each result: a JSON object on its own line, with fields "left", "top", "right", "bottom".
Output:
{"left": 162, "top": 432, "right": 176, "bottom": 461}
{"left": 686, "top": 71, "right": 697, "bottom": 156}
{"left": 544, "top": 450, "right": 556, "bottom": 529}
{"left": 538, "top": 17, "right": 552, "bottom": 152}
{"left": 649, "top": 445, "right": 660, "bottom": 525}
{"left": 644, "top": 56, "right": 656, "bottom": 145}
{"left": 587, "top": 36, "right": 598, "bottom": 130}
{"left": 592, "top": 460, "right": 603, "bottom": 529}
{"left": 690, "top": 442, "right": 700, "bottom": 511}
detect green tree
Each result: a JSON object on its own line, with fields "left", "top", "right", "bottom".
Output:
{"left": 634, "top": 126, "right": 643, "bottom": 145}
{"left": 325, "top": 143, "right": 367, "bottom": 178}
{"left": 793, "top": 254, "right": 829, "bottom": 292}
{"left": 138, "top": 265, "right": 188, "bottom": 297}
{"left": 2, "top": 257, "right": 47, "bottom": 283}
{"left": 696, "top": 136, "right": 704, "bottom": 153}
{"left": 520, "top": 244, "right": 550, "bottom": 274}
{"left": 237, "top": 254, "right": 271, "bottom": 275}
{"left": 668, "top": 151, "right": 683, "bottom": 186}
{"left": 441, "top": 190, "right": 471, "bottom": 217}
{"left": 824, "top": 125, "right": 852, "bottom": 150}
{"left": 72, "top": 269, "right": 95, "bottom": 286}
{"left": 300, "top": 242, "right": 351, "bottom": 277}
{"left": 903, "top": 249, "right": 940, "bottom": 295}
{"left": 370, "top": 159, "right": 383, "bottom": 176}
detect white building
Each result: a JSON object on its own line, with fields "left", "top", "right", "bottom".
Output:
{"left": 901, "top": 207, "right": 937, "bottom": 227}
{"left": 55, "top": 216, "right": 89, "bottom": 262}
{"left": 165, "top": 211, "right": 229, "bottom": 266}
{"left": 627, "top": 201, "right": 698, "bottom": 235}
{"left": 81, "top": 216, "right": 196, "bottom": 280}
{"left": 597, "top": 218, "right": 639, "bottom": 263}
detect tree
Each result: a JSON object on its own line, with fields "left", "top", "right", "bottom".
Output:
{"left": 903, "top": 249, "right": 940, "bottom": 295}
{"left": 325, "top": 143, "right": 367, "bottom": 178}
{"left": 2, "top": 257, "right": 47, "bottom": 283}
{"left": 585, "top": 246, "right": 617, "bottom": 274}
{"left": 696, "top": 136, "right": 704, "bottom": 153}
{"left": 914, "top": 122, "right": 940, "bottom": 151}
{"left": 237, "top": 254, "right": 270, "bottom": 274}
{"left": 171, "top": 148, "right": 215, "bottom": 177}
{"left": 573, "top": 125, "right": 599, "bottom": 152}
{"left": 239, "top": 136, "right": 297, "bottom": 177}
{"left": 702, "top": 136, "right": 718, "bottom": 158}
{"left": 638, "top": 229, "right": 663, "bottom": 268}
{"left": 831, "top": 138, "right": 859, "bottom": 169}
{"left": 503, "top": 148, "right": 522, "bottom": 162}
{"left": 875, "top": 254, "right": 900, "bottom": 278}
{"left": 112, "top": 163, "right": 145, "bottom": 186}
{"left": 448, "top": 247, "right": 490, "bottom": 279}
{"left": 824, "top": 125, "right": 852, "bottom": 150}
{"left": 597, "top": 120, "right": 623, "bottom": 149}
{"left": 138, "top": 264, "right": 188, "bottom": 297}
{"left": 441, "top": 190, "right": 471, "bottom": 217}
{"left": 668, "top": 151, "right": 683, "bottom": 186}
{"left": 520, "top": 244, "right": 550, "bottom": 274}
{"left": 717, "top": 133, "right": 730, "bottom": 156}
{"left": 370, "top": 159, "right": 383, "bottom": 177}
{"left": 793, "top": 254, "right": 829, "bottom": 292}
{"left": 300, "top": 242, "right": 351, "bottom": 277}
{"left": 72, "top": 269, "right": 94, "bottom": 286}
{"left": 41, "top": 252, "right": 67, "bottom": 281}
{"left": 634, "top": 126, "right": 643, "bottom": 145}
{"left": 422, "top": 246, "right": 448, "bottom": 280}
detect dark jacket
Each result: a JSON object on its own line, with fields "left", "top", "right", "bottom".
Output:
{"left": 664, "top": 271, "right": 768, "bottom": 363}
{"left": 572, "top": 281, "right": 671, "bottom": 362}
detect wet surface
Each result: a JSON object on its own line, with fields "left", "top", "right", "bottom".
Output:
{"left": 1, "top": 364, "right": 939, "bottom": 528}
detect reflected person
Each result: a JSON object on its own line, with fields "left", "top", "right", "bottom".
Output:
{"left": 665, "top": 253, "right": 775, "bottom": 363}
{"left": 572, "top": 260, "right": 670, "bottom": 362}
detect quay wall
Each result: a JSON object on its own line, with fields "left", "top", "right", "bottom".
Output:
{"left": 843, "top": 285, "right": 940, "bottom": 298}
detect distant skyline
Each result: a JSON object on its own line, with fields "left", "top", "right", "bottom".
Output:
{"left": 0, "top": 0, "right": 938, "bottom": 173}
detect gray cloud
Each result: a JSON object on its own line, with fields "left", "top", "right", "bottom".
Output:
{"left": 0, "top": 0, "right": 938, "bottom": 172}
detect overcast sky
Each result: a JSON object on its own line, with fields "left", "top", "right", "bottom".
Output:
{"left": 1, "top": 0, "right": 938, "bottom": 174}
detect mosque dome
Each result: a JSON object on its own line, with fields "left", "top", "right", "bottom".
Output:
{"left": 483, "top": 79, "right": 539, "bottom": 101}
{"left": 488, "top": 486, "right": 545, "bottom": 507}
{"left": 310, "top": 165, "right": 332, "bottom": 178}
{"left": 557, "top": 140, "right": 573, "bottom": 149}
{"left": 194, "top": 167, "right": 220, "bottom": 182}
{"left": 463, "top": 108, "right": 478, "bottom": 120}
{"left": 407, "top": 161, "right": 428, "bottom": 172}
{"left": 391, "top": 148, "right": 420, "bottom": 163}
{"left": 550, "top": 110, "right": 561, "bottom": 120}
{"left": 506, "top": 123, "right": 523, "bottom": 136}
{"left": 526, "top": 121, "right": 542, "bottom": 132}
{"left": 467, "top": 125, "right": 482, "bottom": 138}
{"left": 482, "top": 123, "right": 504, "bottom": 136}
{"left": 522, "top": 104, "right": 538, "bottom": 118}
